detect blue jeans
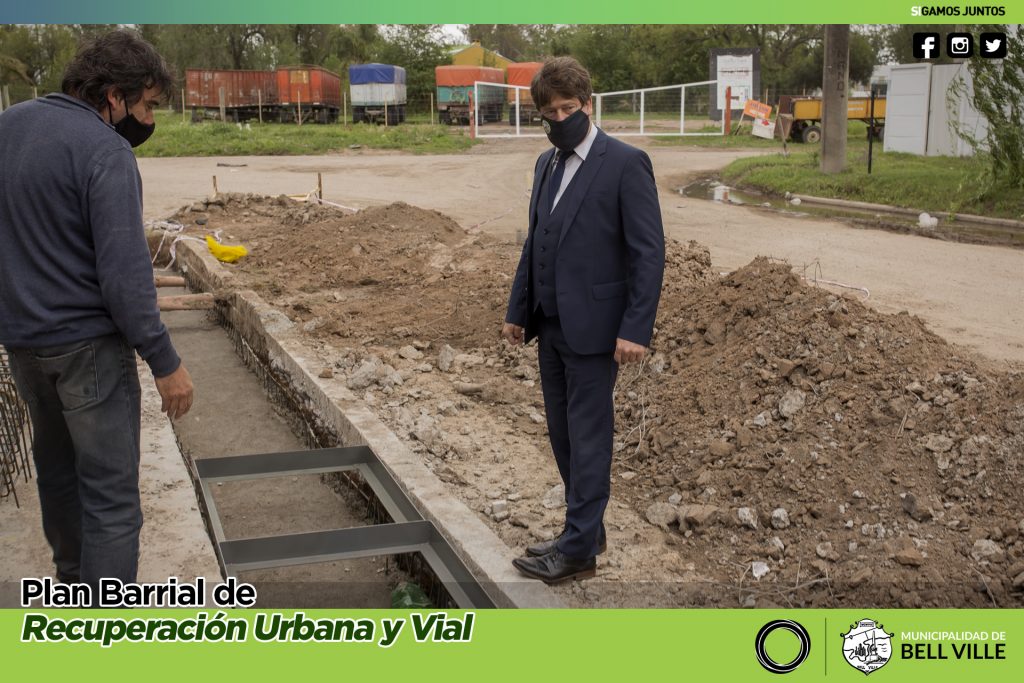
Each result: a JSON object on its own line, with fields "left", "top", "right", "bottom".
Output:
{"left": 8, "top": 333, "right": 142, "bottom": 596}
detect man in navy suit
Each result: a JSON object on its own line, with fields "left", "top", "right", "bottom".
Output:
{"left": 502, "top": 57, "right": 665, "bottom": 584}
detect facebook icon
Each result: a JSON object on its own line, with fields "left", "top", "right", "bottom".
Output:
{"left": 913, "top": 33, "right": 941, "bottom": 59}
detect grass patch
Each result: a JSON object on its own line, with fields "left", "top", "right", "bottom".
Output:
{"left": 654, "top": 120, "right": 876, "bottom": 149}
{"left": 137, "top": 110, "right": 477, "bottom": 157}
{"left": 721, "top": 145, "right": 1024, "bottom": 220}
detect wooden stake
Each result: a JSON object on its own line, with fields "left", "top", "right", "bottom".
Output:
{"left": 212, "top": 175, "right": 219, "bottom": 196}
{"left": 317, "top": 172, "right": 323, "bottom": 201}
{"left": 158, "top": 293, "right": 216, "bottom": 311}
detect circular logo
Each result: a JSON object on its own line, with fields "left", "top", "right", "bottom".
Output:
{"left": 542, "top": 119, "right": 551, "bottom": 134}
{"left": 755, "top": 620, "right": 811, "bottom": 674}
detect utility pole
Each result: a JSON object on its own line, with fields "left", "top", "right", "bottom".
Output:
{"left": 821, "top": 24, "right": 850, "bottom": 174}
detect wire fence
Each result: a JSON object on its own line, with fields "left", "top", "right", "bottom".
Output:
{"left": 0, "top": 347, "right": 34, "bottom": 508}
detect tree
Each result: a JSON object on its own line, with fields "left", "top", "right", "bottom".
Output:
{"left": 375, "top": 25, "right": 451, "bottom": 103}
{"left": 949, "top": 24, "right": 1024, "bottom": 191}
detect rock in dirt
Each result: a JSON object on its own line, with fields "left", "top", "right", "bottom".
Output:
{"left": 399, "top": 345, "right": 424, "bottom": 361}
{"left": 922, "top": 434, "right": 955, "bottom": 453}
{"left": 778, "top": 390, "right": 806, "bottom": 419}
{"left": 679, "top": 504, "right": 721, "bottom": 528}
{"left": 890, "top": 537, "right": 924, "bottom": 567}
{"left": 645, "top": 502, "right": 678, "bottom": 528}
{"left": 708, "top": 440, "right": 735, "bottom": 458}
{"left": 771, "top": 508, "right": 791, "bottom": 530}
{"left": 751, "top": 561, "right": 771, "bottom": 580}
{"left": 737, "top": 507, "right": 758, "bottom": 530}
{"left": 437, "top": 345, "right": 456, "bottom": 372}
{"left": 347, "top": 357, "right": 381, "bottom": 389}
{"left": 542, "top": 484, "right": 566, "bottom": 510}
{"left": 971, "top": 539, "right": 1004, "bottom": 562}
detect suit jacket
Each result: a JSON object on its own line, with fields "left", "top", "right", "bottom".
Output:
{"left": 505, "top": 128, "right": 665, "bottom": 355}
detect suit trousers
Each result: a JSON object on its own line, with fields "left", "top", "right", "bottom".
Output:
{"left": 8, "top": 333, "right": 143, "bottom": 598}
{"left": 536, "top": 314, "right": 618, "bottom": 560}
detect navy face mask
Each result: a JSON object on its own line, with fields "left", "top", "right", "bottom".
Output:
{"left": 112, "top": 99, "right": 155, "bottom": 148}
{"left": 541, "top": 108, "right": 590, "bottom": 152}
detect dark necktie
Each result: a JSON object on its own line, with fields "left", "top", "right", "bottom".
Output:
{"left": 548, "top": 150, "right": 569, "bottom": 213}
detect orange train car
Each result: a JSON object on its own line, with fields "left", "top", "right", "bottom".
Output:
{"left": 275, "top": 65, "right": 342, "bottom": 124}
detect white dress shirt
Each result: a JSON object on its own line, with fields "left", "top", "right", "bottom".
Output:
{"left": 550, "top": 122, "right": 599, "bottom": 211}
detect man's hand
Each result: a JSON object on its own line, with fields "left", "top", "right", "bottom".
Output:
{"left": 614, "top": 338, "right": 647, "bottom": 364}
{"left": 501, "top": 322, "right": 524, "bottom": 346}
{"left": 154, "top": 363, "right": 194, "bottom": 420}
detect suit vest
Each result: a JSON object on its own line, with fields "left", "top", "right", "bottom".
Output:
{"left": 530, "top": 168, "right": 575, "bottom": 317}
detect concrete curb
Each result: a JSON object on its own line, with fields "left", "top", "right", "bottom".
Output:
{"left": 174, "top": 238, "right": 562, "bottom": 609}
{"left": 790, "top": 193, "right": 1024, "bottom": 230}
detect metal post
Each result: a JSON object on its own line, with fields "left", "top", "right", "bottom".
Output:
{"left": 515, "top": 88, "right": 520, "bottom": 136}
{"left": 32, "top": 86, "right": 37, "bottom": 99}
{"left": 868, "top": 87, "right": 876, "bottom": 175}
{"left": 297, "top": 91, "right": 302, "bottom": 126}
{"left": 4, "top": 85, "right": 11, "bottom": 110}
{"left": 258, "top": 89, "right": 263, "bottom": 124}
{"left": 724, "top": 86, "right": 732, "bottom": 135}
{"left": 595, "top": 94, "right": 602, "bottom": 128}
{"left": 640, "top": 90, "right": 645, "bottom": 135}
{"left": 469, "top": 91, "right": 476, "bottom": 139}
{"left": 219, "top": 87, "right": 226, "bottom": 123}
{"left": 385, "top": 101, "right": 389, "bottom": 128}
{"left": 343, "top": 92, "right": 347, "bottom": 125}
{"left": 181, "top": 87, "right": 186, "bottom": 124}
{"left": 680, "top": 85, "right": 686, "bottom": 135}
{"left": 429, "top": 92, "right": 434, "bottom": 125}
{"left": 473, "top": 81, "right": 479, "bottom": 128}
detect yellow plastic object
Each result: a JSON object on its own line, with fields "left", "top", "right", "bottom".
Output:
{"left": 204, "top": 235, "right": 248, "bottom": 263}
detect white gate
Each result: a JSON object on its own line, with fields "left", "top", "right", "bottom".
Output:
{"left": 594, "top": 80, "right": 723, "bottom": 137}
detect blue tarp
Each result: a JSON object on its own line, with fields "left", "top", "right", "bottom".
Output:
{"left": 349, "top": 64, "right": 406, "bottom": 85}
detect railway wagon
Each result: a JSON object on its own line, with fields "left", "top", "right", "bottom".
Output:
{"left": 276, "top": 65, "right": 342, "bottom": 124}
{"left": 185, "top": 68, "right": 278, "bottom": 122}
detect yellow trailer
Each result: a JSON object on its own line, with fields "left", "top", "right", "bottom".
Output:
{"left": 782, "top": 95, "right": 886, "bottom": 143}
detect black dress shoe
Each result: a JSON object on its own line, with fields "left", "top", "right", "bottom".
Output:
{"left": 512, "top": 550, "right": 597, "bottom": 584}
{"left": 526, "top": 534, "right": 607, "bottom": 557}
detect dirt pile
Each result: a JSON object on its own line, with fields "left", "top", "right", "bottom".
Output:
{"left": 160, "top": 193, "right": 1024, "bottom": 607}
{"left": 611, "top": 257, "right": 1024, "bottom": 607}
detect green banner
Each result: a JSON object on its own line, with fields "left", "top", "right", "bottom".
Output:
{"left": 4, "top": 608, "right": 1024, "bottom": 681}
{"left": 2, "top": 1, "right": 1023, "bottom": 24}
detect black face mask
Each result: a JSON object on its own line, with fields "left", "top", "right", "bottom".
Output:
{"left": 111, "top": 100, "right": 155, "bottom": 148}
{"left": 541, "top": 108, "right": 590, "bottom": 152}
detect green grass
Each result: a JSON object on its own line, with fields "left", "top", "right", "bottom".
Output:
{"left": 720, "top": 145, "right": 1024, "bottom": 220}
{"left": 653, "top": 120, "right": 874, "bottom": 149}
{"left": 137, "top": 110, "right": 477, "bottom": 157}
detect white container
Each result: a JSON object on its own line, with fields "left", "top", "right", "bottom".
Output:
{"left": 350, "top": 83, "right": 407, "bottom": 106}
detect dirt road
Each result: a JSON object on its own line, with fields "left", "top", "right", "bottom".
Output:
{"left": 138, "top": 140, "right": 1024, "bottom": 365}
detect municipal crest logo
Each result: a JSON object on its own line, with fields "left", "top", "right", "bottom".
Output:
{"left": 842, "top": 619, "right": 893, "bottom": 675}
{"left": 542, "top": 119, "right": 551, "bottom": 134}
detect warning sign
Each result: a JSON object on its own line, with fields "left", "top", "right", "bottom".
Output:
{"left": 743, "top": 99, "right": 772, "bottom": 119}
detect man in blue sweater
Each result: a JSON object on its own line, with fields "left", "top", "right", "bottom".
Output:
{"left": 0, "top": 30, "right": 193, "bottom": 595}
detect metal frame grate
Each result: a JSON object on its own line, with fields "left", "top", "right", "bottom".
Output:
{"left": 195, "top": 445, "right": 496, "bottom": 609}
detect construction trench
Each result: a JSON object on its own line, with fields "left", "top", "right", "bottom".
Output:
{"left": 138, "top": 191, "right": 1024, "bottom": 609}
{"left": 3, "top": 187, "right": 1023, "bottom": 609}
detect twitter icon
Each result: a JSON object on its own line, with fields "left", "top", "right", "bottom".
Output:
{"left": 980, "top": 32, "right": 1008, "bottom": 58}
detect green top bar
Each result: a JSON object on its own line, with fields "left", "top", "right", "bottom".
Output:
{"left": 4, "top": 0, "right": 1023, "bottom": 24}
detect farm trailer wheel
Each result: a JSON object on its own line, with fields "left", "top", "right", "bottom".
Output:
{"left": 801, "top": 125, "right": 822, "bottom": 144}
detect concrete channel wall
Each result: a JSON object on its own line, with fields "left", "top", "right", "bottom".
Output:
{"left": 175, "top": 239, "right": 561, "bottom": 609}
